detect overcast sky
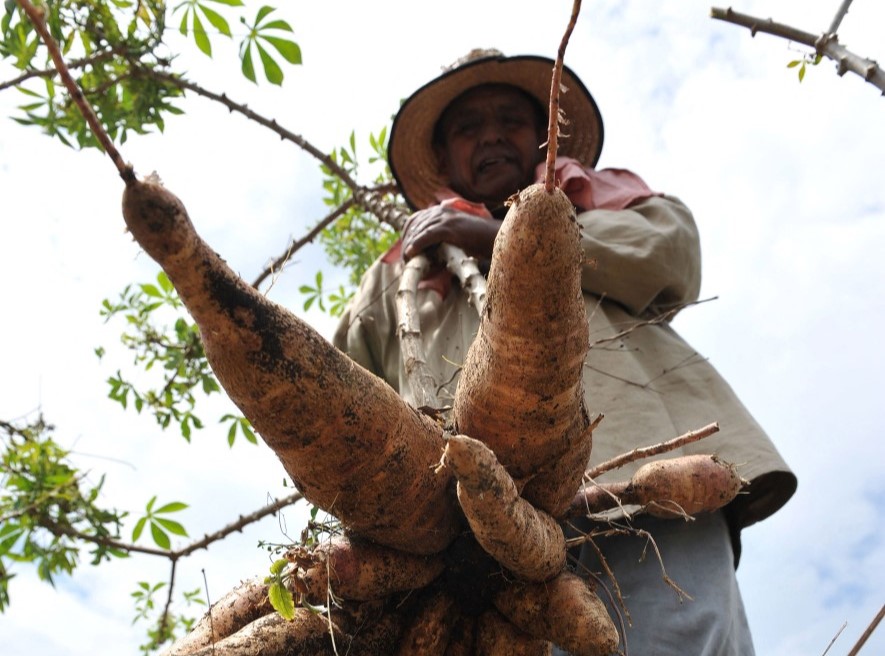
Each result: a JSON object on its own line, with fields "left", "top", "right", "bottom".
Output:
{"left": 1, "top": 1, "right": 883, "bottom": 654}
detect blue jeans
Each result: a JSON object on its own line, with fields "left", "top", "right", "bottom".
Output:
{"left": 553, "top": 511, "right": 755, "bottom": 655}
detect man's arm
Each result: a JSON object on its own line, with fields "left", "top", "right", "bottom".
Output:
{"left": 578, "top": 195, "right": 701, "bottom": 317}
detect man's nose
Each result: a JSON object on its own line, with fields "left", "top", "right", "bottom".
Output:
{"left": 478, "top": 119, "right": 505, "bottom": 144}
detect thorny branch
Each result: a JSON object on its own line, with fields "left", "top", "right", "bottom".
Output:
{"left": 710, "top": 6, "right": 885, "bottom": 95}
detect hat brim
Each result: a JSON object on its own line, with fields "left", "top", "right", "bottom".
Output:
{"left": 388, "top": 53, "right": 604, "bottom": 210}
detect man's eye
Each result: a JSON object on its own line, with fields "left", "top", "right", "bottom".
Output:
{"left": 453, "top": 121, "right": 479, "bottom": 135}
{"left": 502, "top": 113, "right": 530, "bottom": 127}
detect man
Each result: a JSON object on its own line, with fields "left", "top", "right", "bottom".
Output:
{"left": 334, "top": 49, "right": 796, "bottom": 654}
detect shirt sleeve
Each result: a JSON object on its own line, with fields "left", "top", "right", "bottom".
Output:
{"left": 332, "top": 258, "right": 398, "bottom": 383}
{"left": 578, "top": 194, "right": 701, "bottom": 317}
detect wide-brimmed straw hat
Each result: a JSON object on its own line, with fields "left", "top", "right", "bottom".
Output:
{"left": 388, "top": 48, "right": 604, "bottom": 210}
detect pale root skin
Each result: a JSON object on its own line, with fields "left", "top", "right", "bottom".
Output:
{"left": 293, "top": 534, "right": 445, "bottom": 603}
{"left": 626, "top": 454, "right": 745, "bottom": 518}
{"left": 164, "top": 609, "right": 340, "bottom": 656}
{"left": 495, "top": 571, "right": 619, "bottom": 656}
{"left": 121, "top": 179, "right": 459, "bottom": 555}
{"left": 443, "top": 434, "right": 566, "bottom": 583}
{"left": 566, "top": 454, "right": 746, "bottom": 519}
{"left": 160, "top": 578, "right": 271, "bottom": 654}
{"left": 453, "top": 185, "right": 592, "bottom": 517}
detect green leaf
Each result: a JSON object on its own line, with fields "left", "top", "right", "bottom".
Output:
{"left": 158, "top": 271, "right": 174, "bottom": 293}
{"left": 241, "top": 43, "right": 256, "bottom": 83}
{"left": 140, "top": 283, "right": 162, "bottom": 298}
{"left": 260, "top": 35, "right": 300, "bottom": 64}
{"left": 154, "top": 517, "right": 188, "bottom": 537}
{"left": 260, "top": 19, "right": 293, "bottom": 32}
{"left": 268, "top": 580, "right": 295, "bottom": 620}
{"left": 241, "top": 422, "right": 257, "bottom": 444}
{"left": 132, "top": 516, "right": 147, "bottom": 542}
{"left": 207, "top": 0, "right": 244, "bottom": 5}
{"left": 786, "top": 60, "right": 800, "bottom": 68}
{"left": 255, "top": 5, "right": 275, "bottom": 23}
{"left": 256, "top": 41, "right": 283, "bottom": 85}
{"left": 198, "top": 3, "right": 232, "bottom": 37}
{"left": 154, "top": 501, "right": 188, "bottom": 514}
{"left": 269, "top": 558, "right": 288, "bottom": 575}
{"left": 192, "top": 12, "right": 212, "bottom": 56}
{"left": 150, "top": 522, "right": 171, "bottom": 550}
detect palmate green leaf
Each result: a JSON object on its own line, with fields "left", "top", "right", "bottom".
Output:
{"left": 260, "top": 35, "right": 300, "bottom": 64}
{"left": 150, "top": 521, "right": 171, "bottom": 550}
{"left": 256, "top": 41, "right": 283, "bottom": 85}
{"left": 241, "top": 42, "right": 256, "bottom": 82}
{"left": 154, "top": 517, "right": 188, "bottom": 537}
{"left": 268, "top": 580, "right": 295, "bottom": 620}
{"left": 154, "top": 501, "right": 188, "bottom": 514}
{"left": 198, "top": 3, "right": 232, "bottom": 37}
{"left": 192, "top": 12, "right": 211, "bottom": 56}
{"left": 255, "top": 5, "right": 275, "bottom": 23}
{"left": 132, "top": 516, "right": 147, "bottom": 542}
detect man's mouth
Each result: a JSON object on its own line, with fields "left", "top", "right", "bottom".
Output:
{"left": 477, "top": 156, "right": 513, "bottom": 172}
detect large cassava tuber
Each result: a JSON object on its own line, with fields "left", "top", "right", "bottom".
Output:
{"left": 121, "top": 176, "right": 459, "bottom": 555}
{"left": 453, "top": 185, "right": 593, "bottom": 518}
{"left": 128, "top": 176, "right": 741, "bottom": 655}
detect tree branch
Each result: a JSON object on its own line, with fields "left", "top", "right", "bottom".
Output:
{"left": 251, "top": 199, "right": 355, "bottom": 289}
{"left": 710, "top": 6, "right": 885, "bottom": 94}
{"left": 0, "top": 49, "right": 117, "bottom": 92}
{"left": 585, "top": 422, "right": 720, "bottom": 479}
{"left": 16, "top": 0, "right": 135, "bottom": 183}
{"left": 827, "top": 0, "right": 854, "bottom": 36}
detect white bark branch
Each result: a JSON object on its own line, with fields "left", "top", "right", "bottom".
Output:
{"left": 710, "top": 6, "right": 885, "bottom": 95}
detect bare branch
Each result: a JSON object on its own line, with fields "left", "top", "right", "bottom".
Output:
{"left": 251, "top": 199, "right": 355, "bottom": 289}
{"left": 827, "top": 0, "right": 854, "bottom": 36}
{"left": 710, "top": 6, "right": 885, "bottom": 95}
{"left": 0, "top": 49, "right": 117, "bottom": 92}
{"left": 585, "top": 422, "right": 720, "bottom": 479}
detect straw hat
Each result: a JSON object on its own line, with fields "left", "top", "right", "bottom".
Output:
{"left": 388, "top": 48, "right": 605, "bottom": 210}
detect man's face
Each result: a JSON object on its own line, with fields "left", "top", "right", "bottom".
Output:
{"left": 435, "top": 84, "right": 546, "bottom": 207}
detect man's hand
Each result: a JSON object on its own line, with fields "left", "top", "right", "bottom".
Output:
{"left": 402, "top": 206, "right": 502, "bottom": 261}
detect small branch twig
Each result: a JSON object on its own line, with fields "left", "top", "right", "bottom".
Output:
{"left": 16, "top": 0, "right": 135, "bottom": 184}
{"left": 251, "top": 199, "right": 355, "bottom": 289}
{"left": 710, "top": 6, "right": 885, "bottom": 95}
{"left": 545, "top": 0, "right": 582, "bottom": 191}
{"left": 0, "top": 49, "right": 117, "bottom": 92}
{"left": 585, "top": 422, "right": 720, "bottom": 479}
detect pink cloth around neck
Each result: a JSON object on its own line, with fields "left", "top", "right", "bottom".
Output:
{"left": 430, "top": 157, "right": 659, "bottom": 212}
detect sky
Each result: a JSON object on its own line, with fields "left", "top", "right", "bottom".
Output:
{"left": 1, "top": 1, "right": 883, "bottom": 654}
